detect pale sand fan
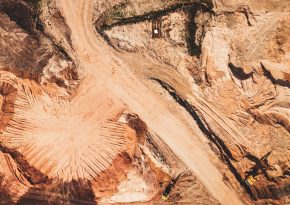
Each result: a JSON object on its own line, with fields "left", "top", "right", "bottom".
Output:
{"left": 0, "top": 72, "right": 136, "bottom": 185}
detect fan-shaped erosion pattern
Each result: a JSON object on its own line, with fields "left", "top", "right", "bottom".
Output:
{"left": 1, "top": 0, "right": 290, "bottom": 205}
{"left": 0, "top": 72, "right": 141, "bottom": 203}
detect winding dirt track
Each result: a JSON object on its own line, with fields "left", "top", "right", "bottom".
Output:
{"left": 58, "top": 0, "right": 244, "bottom": 204}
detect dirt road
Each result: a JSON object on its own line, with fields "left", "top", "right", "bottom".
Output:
{"left": 58, "top": 1, "right": 244, "bottom": 204}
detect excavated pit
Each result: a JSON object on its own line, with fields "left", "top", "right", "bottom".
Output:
{"left": 97, "top": 0, "right": 290, "bottom": 202}
{"left": 151, "top": 77, "right": 256, "bottom": 197}
{"left": 1, "top": 0, "right": 290, "bottom": 204}
{"left": 95, "top": 1, "right": 213, "bottom": 57}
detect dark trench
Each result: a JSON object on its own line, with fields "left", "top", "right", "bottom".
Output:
{"left": 151, "top": 77, "right": 256, "bottom": 199}
{"left": 96, "top": 2, "right": 213, "bottom": 56}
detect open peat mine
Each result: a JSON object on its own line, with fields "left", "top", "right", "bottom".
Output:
{"left": 0, "top": 0, "right": 289, "bottom": 204}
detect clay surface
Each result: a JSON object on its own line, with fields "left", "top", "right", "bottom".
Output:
{"left": 0, "top": 0, "right": 289, "bottom": 204}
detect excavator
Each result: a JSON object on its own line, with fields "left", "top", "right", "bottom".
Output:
{"left": 245, "top": 151, "right": 272, "bottom": 186}
{"left": 162, "top": 172, "right": 182, "bottom": 200}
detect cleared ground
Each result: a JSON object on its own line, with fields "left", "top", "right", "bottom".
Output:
{"left": 55, "top": 0, "right": 244, "bottom": 204}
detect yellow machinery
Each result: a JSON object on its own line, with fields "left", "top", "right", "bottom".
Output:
{"left": 244, "top": 151, "right": 272, "bottom": 187}
{"left": 245, "top": 175, "right": 257, "bottom": 186}
{"left": 162, "top": 194, "right": 169, "bottom": 201}
{"left": 161, "top": 173, "right": 182, "bottom": 201}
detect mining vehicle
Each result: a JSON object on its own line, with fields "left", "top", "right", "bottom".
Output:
{"left": 162, "top": 172, "right": 182, "bottom": 200}
{"left": 245, "top": 151, "right": 272, "bottom": 186}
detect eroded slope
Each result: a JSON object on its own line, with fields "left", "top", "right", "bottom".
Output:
{"left": 0, "top": 0, "right": 289, "bottom": 204}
